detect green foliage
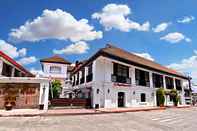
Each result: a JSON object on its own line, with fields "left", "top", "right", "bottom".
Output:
{"left": 170, "top": 89, "right": 179, "bottom": 106}
{"left": 156, "top": 88, "right": 165, "bottom": 106}
{"left": 51, "top": 80, "right": 62, "bottom": 98}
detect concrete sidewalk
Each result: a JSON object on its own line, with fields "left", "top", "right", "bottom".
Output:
{"left": 0, "top": 105, "right": 191, "bottom": 117}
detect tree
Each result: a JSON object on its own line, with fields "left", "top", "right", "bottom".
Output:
{"left": 156, "top": 88, "right": 165, "bottom": 107}
{"left": 51, "top": 80, "right": 62, "bottom": 99}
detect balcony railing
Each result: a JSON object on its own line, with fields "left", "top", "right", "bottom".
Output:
{"left": 86, "top": 73, "right": 93, "bottom": 82}
{"left": 111, "top": 74, "right": 131, "bottom": 84}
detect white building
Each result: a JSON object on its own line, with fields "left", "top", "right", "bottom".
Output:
{"left": 71, "top": 44, "right": 191, "bottom": 108}
{"left": 40, "top": 55, "right": 73, "bottom": 98}
{"left": 0, "top": 51, "right": 49, "bottom": 110}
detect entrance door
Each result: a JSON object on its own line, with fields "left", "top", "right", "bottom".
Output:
{"left": 118, "top": 92, "right": 125, "bottom": 107}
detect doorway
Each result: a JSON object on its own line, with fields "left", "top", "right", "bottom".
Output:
{"left": 118, "top": 92, "right": 125, "bottom": 107}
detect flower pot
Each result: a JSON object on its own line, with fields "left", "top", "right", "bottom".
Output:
{"left": 39, "top": 104, "right": 44, "bottom": 110}
{"left": 5, "top": 103, "right": 12, "bottom": 111}
{"left": 159, "top": 104, "right": 164, "bottom": 107}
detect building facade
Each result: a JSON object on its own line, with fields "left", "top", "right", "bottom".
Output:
{"left": 40, "top": 55, "right": 73, "bottom": 98}
{"left": 0, "top": 51, "right": 49, "bottom": 110}
{"left": 71, "top": 44, "right": 191, "bottom": 108}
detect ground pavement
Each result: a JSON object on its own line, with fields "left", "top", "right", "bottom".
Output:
{"left": 0, "top": 107, "right": 196, "bottom": 131}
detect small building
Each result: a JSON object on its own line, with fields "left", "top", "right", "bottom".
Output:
{"left": 71, "top": 44, "right": 191, "bottom": 108}
{"left": 40, "top": 55, "right": 73, "bottom": 98}
{"left": 0, "top": 51, "right": 49, "bottom": 110}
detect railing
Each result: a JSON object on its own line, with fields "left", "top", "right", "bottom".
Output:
{"left": 136, "top": 80, "right": 150, "bottom": 87}
{"left": 86, "top": 73, "right": 93, "bottom": 82}
{"left": 111, "top": 74, "right": 131, "bottom": 84}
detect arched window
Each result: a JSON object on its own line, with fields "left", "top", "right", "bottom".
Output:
{"left": 50, "top": 66, "right": 61, "bottom": 74}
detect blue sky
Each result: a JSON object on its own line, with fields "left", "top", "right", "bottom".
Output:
{"left": 0, "top": 0, "right": 197, "bottom": 81}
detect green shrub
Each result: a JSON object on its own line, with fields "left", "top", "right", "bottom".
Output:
{"left": 170, "top": 89, "right": 179, "bottom": 106}
{"left": 156, "top": 88, "right": 165, "bottom": 106}
{"left": 51, "top": 80, "right": 62, "bottom": 99}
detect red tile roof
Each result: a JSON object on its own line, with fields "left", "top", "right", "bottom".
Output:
{"left": 0, "top": 51, "right": 34, "bottom": 77}
{"left": 72, "top": 44, "right": 188, "bottom": 79}
{"left": 40, "top": 55, "right": 71, "bottom": 64}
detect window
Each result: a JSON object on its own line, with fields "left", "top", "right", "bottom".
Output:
{"left": 113, "top": 63, "right": 129, "bottom": 77}
{"left": 96, "top": 89, "right": 100, "bottom": 94}
{"left": 72, "top": 76, "right": 76, "bottom": 86}
{"left": 2, "top": 62, "right": 12, "bottom": 77}
{"left": 86, "top": 63, "right": 93, "bottom": 82}
{"left": 135, "top": 69, "right": 150, "bottom": 87}
{"left": 165, "top": 76, "right": 174, "bottom": 89}
{"left": 112, "top": 63, "right": 130, "bottom": 84}
{"left": 175, "top": 79, "right": 182, "bottom": 90}
{"left": 14, "top": 69, "right": 21, "bottom": 77}
{"left": 87, "top": 63, "right": 92, "bottom": 75}
{"left": 80, "top": 68, "right": 85, "bottom": 84}
{"left": 76, "top": 72, "right": 80, "bottom": 85}
{"left": 141, "top": 93, "right": 146, "bottom": 102}
{"left": 50, "top": 66, "right": 61, "bottom": 74}
{"left": 152, "top": 73, "right": 163, "bottom": 88}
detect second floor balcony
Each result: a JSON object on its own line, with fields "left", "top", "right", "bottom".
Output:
{"left": 111, "top": 74, "right": 131, "bottom": 84}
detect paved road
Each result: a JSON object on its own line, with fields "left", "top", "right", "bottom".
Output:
{"left": 0, "top": 107, "right": 197, "bottom": 131}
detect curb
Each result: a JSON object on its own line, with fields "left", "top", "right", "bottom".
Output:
{"left": 3, "top": 106, "right": 194, "bottom": 117}
{"left": 97, "top": 107, "right": 166, "bottom": 114}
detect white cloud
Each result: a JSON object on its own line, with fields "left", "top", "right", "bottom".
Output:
{"left": 0, "top": 39, "right": 27, "bottom": 58}
{"left": 9, "top": 9, "right": 102, "bottom": 42}
{"left": 160, "top": 32, "right": 191, "bottom": 43}
{"left": 167, "top": 50, "right": 197, "bottom": 82}
{"left": 92, "top": 3, "right": 150, "bottom": 32}
{"left": 18, "top": 48, "right": 27, "bottom": 57}
{"left": 53, "top": 41, "right": 89, "bottom": 55}
{"left": 134, "top": 52, "right": 154, "bottom": 61}
{"left": 177, "top": 16, "right": 195, "bottom": 24}
{"left": 152, "top": 22, "right": 170, "bottom": 33}
{"left": 17, "top": 56, "right": 37, "bottom": 65}
{"left": 30, "top": 68, "right": 44, "bottom": 77}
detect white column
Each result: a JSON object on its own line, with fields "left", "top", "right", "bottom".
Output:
{"left": 11, "top": 67, "right": 15, "bottom": 77}
{"left": 84, "top": 67, "right": 88, "bottom": 83}
{"left": 43, "top": 82, "right": 49, "bottom": 110}
{"left": 131, "top": 67, "right": 136, "bottom": 85}
{"left": 92, "top": 61, "right": 96, "bottom": 82}
{"left": 173, "top": 78, "right": 176, "bottom": 89}
{"left": 149, "top": 71, "right": 153, "bottom": 88}
{"left": 181, "top": 80, "right": 185, "bottom": 105}
{"left": 0, "top": 60, "right": 3, "bottom": 76}
{"left": 39, "top": 82, "right": 49, "bottom": 110}
{"left": 163, "top": 75, "right": 166, "bottom": 89}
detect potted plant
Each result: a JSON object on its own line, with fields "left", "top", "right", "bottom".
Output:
{"left": 4, "top": 87, "right": 18, "bottom": 111}
{"left": 4, "top": 95, "right": 16, "bottom": 110}
{"left": 156, "top": 88, "right": 165, "bottom": 107}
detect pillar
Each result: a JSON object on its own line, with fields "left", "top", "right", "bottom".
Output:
{"left": 173, "top": 78, "right": 176, "bottom": 89}
{"left": 149, "top": 71, "right": 153, "bottom": 88}
{"left": 84, "top": 67, "right": 88, "bottom": 83}
{"left": 131, "top": 67, "right": 136, "bottom": 85}
{"left": 0, "top": 60, "right": 3, "bottom": 76}
{"left": 163, "top": 75, "right": 166, "bottom": 89}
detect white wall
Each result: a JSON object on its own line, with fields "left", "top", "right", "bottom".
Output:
{"left": 42, "top": 62, "right": 68, "bottom": 79}
{"left": 92, "top": 56, "right": 189, "bottom": 108}
{"left": 73, "top": 56, "right": 190, "bottom": 108}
